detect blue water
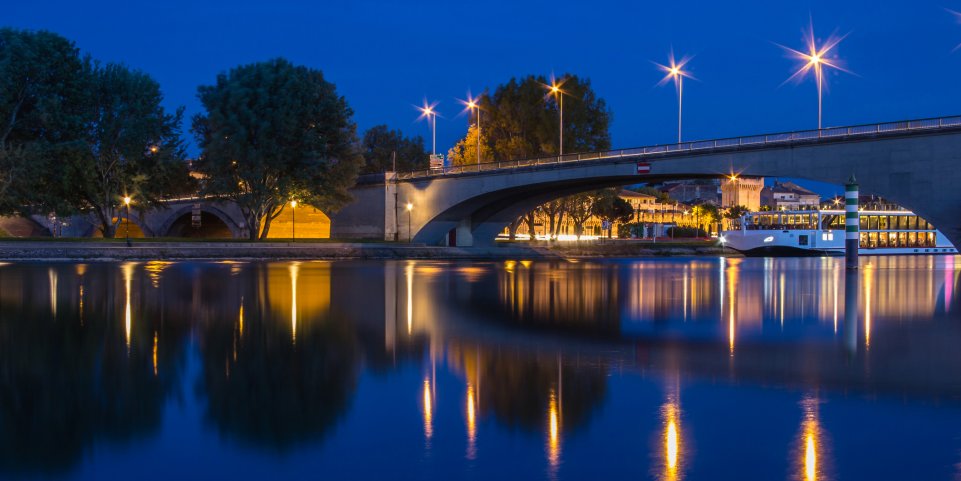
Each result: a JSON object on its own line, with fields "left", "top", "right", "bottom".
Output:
{"left": 0, "top": 256, "right": 959, "bottom": 480}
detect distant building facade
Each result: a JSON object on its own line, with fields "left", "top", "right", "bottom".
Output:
{"left": 760, "top": 181, "right": 820, "bottom": 210}
{"left": 720, "top": 177, "right": 764, "bottom": 211}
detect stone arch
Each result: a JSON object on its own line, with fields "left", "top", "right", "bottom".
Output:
{"left": 0, "top": 216, "right": 52, "bottom": 237}
{"left": 90, "top": 212, "right": 154, "bottom": 238}
{"left": 158, "top": 204, "right": 243, "bottom": 239}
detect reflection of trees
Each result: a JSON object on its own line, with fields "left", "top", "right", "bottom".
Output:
{"left": 470, "top": 261, "right": 622, "bottom": 335}
{"left": 198, "top": 263, "right": 361, "bottom": 451}
{"left": 447, "top": 343, "right": 607, "bottom": 434}
{"left": 0, "top": 263, "right": 188, "bottom": 475}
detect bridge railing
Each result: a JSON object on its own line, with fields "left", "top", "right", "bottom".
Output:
{"left": 397, "top": 115, "right": 961, "bottom": 180}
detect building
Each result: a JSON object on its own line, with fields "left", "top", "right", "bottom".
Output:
{"left": 760, "top": 181, "right": 820, "bottom": 211}
{"left": 720, "top": 176, "right": 764, "bottom": 211}
{"left": 659, "top": 180, "right": 721, "bottom": 205}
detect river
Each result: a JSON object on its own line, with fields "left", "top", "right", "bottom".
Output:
{"left": 0, "top": 256, "right": 959, "bottom": 480}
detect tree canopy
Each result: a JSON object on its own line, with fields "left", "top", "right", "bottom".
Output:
{"left": 0, "top": 28, "right": 88, "bottom": 214}
{"left": 360, "top": 124, "right": 427, "bottom": 174}
{"left": 60, "top": 63, "right": 188, "bottom": 237}
{"left": 192, "top": 58, "right": 363, "bottom": 240}
{"left": 591, "top": 189, "right": 634, "bottom": 238}
{"left": 470, "top": 74, "right": 611, "bottom": 161}
{"left": 446, "top": 123, "right": 493, "bottom": 166}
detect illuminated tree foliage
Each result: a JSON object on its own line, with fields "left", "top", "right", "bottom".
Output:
{"left": 446, "top": 123, "right": 494, "bottom": 166}
{"left": 591, "top": 189, "right": 634, "bottom": 238}
{"left": 192, "top": 58, "right": 363, "bottom": 239}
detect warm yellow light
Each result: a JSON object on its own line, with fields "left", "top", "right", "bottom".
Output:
{"left": 423, "top": 379, "right": 433, "bottom": 440}
{"left": 805, "top": 433, "right": 817, "bottom": 481}
{"left": 548, "top": 389, "right": 560, "bottom": 466}
{"left": 810, "top": 54, "right": 821, "bottom": 65}
{"left": 149, "top": 145, "right": 159, "bottom": 154}
{"left": 667, "top": 420, "right": 678, "bottom": 469}
{"left": 290, "top": 200, "right": 297, "bottom": 208}
{"left": 467, "top": 100, "right": 476, "bottom": 109}
{"left": 123, "top": 196, "right": 131, "bottom": 205}
{"left": 670, "top": 67, "right": 680, "bottom": 76}
{"left": 406, "top": 202, "right": 414, "bottom": 211}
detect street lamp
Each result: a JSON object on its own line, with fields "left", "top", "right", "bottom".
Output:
{"left": 290, "top": 200, "right": 297, "bottom": 242}
{"left": 419, "top": 103, "right": 438, "bottom": 155}
{"left": 405, "top": 202, "right": 414, "bottom": 242}
{"left": 123, "top": 196, "right": 132, "bottom": 246}
{"left": 465, "top": 96, "right": 482, "bottom": 165}
{"left": 778, "top": 21, "right": 851, "bottom": 130}
{"left": 655, "top": 53, "right": 693, "bottom": 143}
{"left": 548, "top": 82, "right": 564, "bottom": 155}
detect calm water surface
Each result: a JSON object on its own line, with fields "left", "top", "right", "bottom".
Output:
{"left": 1, "top": 256, "right": 960, "bottom": 480}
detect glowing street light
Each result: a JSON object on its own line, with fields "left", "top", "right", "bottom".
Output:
{"left": 778, "top": 21, "right": 852, "bottom": 130}
{"left": 462, "top": 94, "right": 483, "bottom": 165}
{"left": 547, "top": 80, "right": 565, "bottom": 155}
{"left": 655, "top": 53, "right": 694, "bottom": 143}
{"left": 418, "top": 103, "right": 439, "bottom": 155}
{"left": 122, "top": 196, "right": 132, "bottom": 246}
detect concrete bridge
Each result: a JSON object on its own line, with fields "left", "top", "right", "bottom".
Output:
{"left": 330, "top": 115, "right": 961, "bottom": 247}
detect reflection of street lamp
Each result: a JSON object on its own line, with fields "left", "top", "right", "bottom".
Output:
{"left": 123, "top": 196, "right": 132, "bottom": 246}
{"left": 290, "top": 200, "right": 297, "bottom": 242}
{"left": 406, "top": 202, "right": 414, "bottom": 242}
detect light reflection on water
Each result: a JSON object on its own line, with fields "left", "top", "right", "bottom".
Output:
{"left": 0, "top": 256, "right": 958, "bottom": 480}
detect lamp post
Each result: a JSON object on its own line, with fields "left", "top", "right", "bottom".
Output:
{"left": 406, "top": 202, "right": 414, "bottom": 242}
{"left": 420, "top": 104, "right": 437, "bottom": 155}
{"left": 779, "top": 22, "right": 850, "bottom": 130}
{"left": 467, "top": 98, "right": 481, "bottom": 165}
{"left": 290, "top": 200, "right": 297, "bottom": 242}
{"left": 656, "top": 54, "right": 692, "bottom": 143}
{"left": 123, "top": 196, "right": 132, "bottom": 246}
{"left": 549, "top": 83, "right": 564, "bottom": 155}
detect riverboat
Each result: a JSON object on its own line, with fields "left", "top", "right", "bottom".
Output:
{"left": 721, "top": 209, "right": 957, "bottom": 256}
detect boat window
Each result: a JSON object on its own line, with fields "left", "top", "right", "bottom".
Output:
{"left": 878, "top": 216, "right": 888, "bottom": 230}
{"left": 879, "top": 232, "right": 888, "bottom": 248}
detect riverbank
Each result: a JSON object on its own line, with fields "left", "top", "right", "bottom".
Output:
{"left": 0, "top": 238, "right": 734, "bottom": 261}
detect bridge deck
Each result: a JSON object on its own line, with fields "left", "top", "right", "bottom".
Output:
{"left": 398, "top": 115, "right": 961, "bottom": 180}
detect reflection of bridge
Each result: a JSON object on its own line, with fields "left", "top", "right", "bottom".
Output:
{"left": 332, "top": 116, "right": 961, "bottom": 247}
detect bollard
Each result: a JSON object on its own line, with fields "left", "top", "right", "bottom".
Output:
{"left": 845, "top": 176, "right": 859, "bottom": 270}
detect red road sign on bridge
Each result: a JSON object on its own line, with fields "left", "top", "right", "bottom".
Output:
{"left": 636, "top": 162, "right": 650, "bottom": 174}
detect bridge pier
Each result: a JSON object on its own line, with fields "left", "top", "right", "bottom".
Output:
{"left": 454, "top": 218, "right": 473, "bottom": 247}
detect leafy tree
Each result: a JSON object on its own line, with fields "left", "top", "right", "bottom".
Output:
{"left": 360, "top": 124, "right": 427, "bottom": 174}
{"left": 724, "top": 205, "right": 750, "bottom": 229}
{"left": 564, "top": 193, "right": 595, "bottom": 239}
{"left": 446, "top": 123, "right": 493, "bottom": 166}
{"left": 57, "top": 63, "right": 188, "bottom": 237}
{"left": 541, "top": 199, "right": 566, "bottom": 240}
{"left": 591, "top": 189, "right": 634, "bottom": 238}
{"left": 193, "top": 58, "right": 363, "bottom": 240}
{"left": 691, "top": 203, "right": 721, "bottom": 236}
{"left": 0, "top": 28, "right": 88, "bottom": 214}
{"left": 476, "top": 74, "right": 611, "bottom": 160}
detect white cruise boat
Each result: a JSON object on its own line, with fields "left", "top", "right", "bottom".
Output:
{"left": 721, "top": 209, "right": 957, "bottom": 256}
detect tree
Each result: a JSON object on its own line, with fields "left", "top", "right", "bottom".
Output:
{"left": 564, "top": 193, "right": 595, "bottom": 239}
{"left": 475, "top": 74, "right": 611, "bottom": 161}
{"left": 591, "top": 189, "right": 634, "bottom": 238}
{"left": 724, "top": 205, "right": 750, "bottom": 229}
{"left": 360, "top": 124, "right": 427, "bottom": 174}
{"left": 446, "top": 123, "right": 494, "bottom": 166}
{"left": 0, "top": 28, "right": 88, "bottom": 214}
{"left": 56, "top": 63, "right": 188, "bottom": 237}
{"left": 193, "top": 58, "right": 363, "bottom": 240}
{"left": 541, "top": 199, "right": 566, "bottom": 240}
{"left": 691, "top": 203, "right": 721, "bottom": 236}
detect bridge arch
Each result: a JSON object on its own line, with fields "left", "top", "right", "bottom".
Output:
{"left": 374, "top": 124, "right": 961, "bottom": 247}
{"left": 158, "top": 204, "right": 243, "bottom": 238}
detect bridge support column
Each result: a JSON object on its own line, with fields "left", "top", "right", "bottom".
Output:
{"left": 455, "top": 218, "right": 473, "bottom": 247}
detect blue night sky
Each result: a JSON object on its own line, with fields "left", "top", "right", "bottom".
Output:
{"left": 7, "top": 0, "right": 961, "bottom": 193}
